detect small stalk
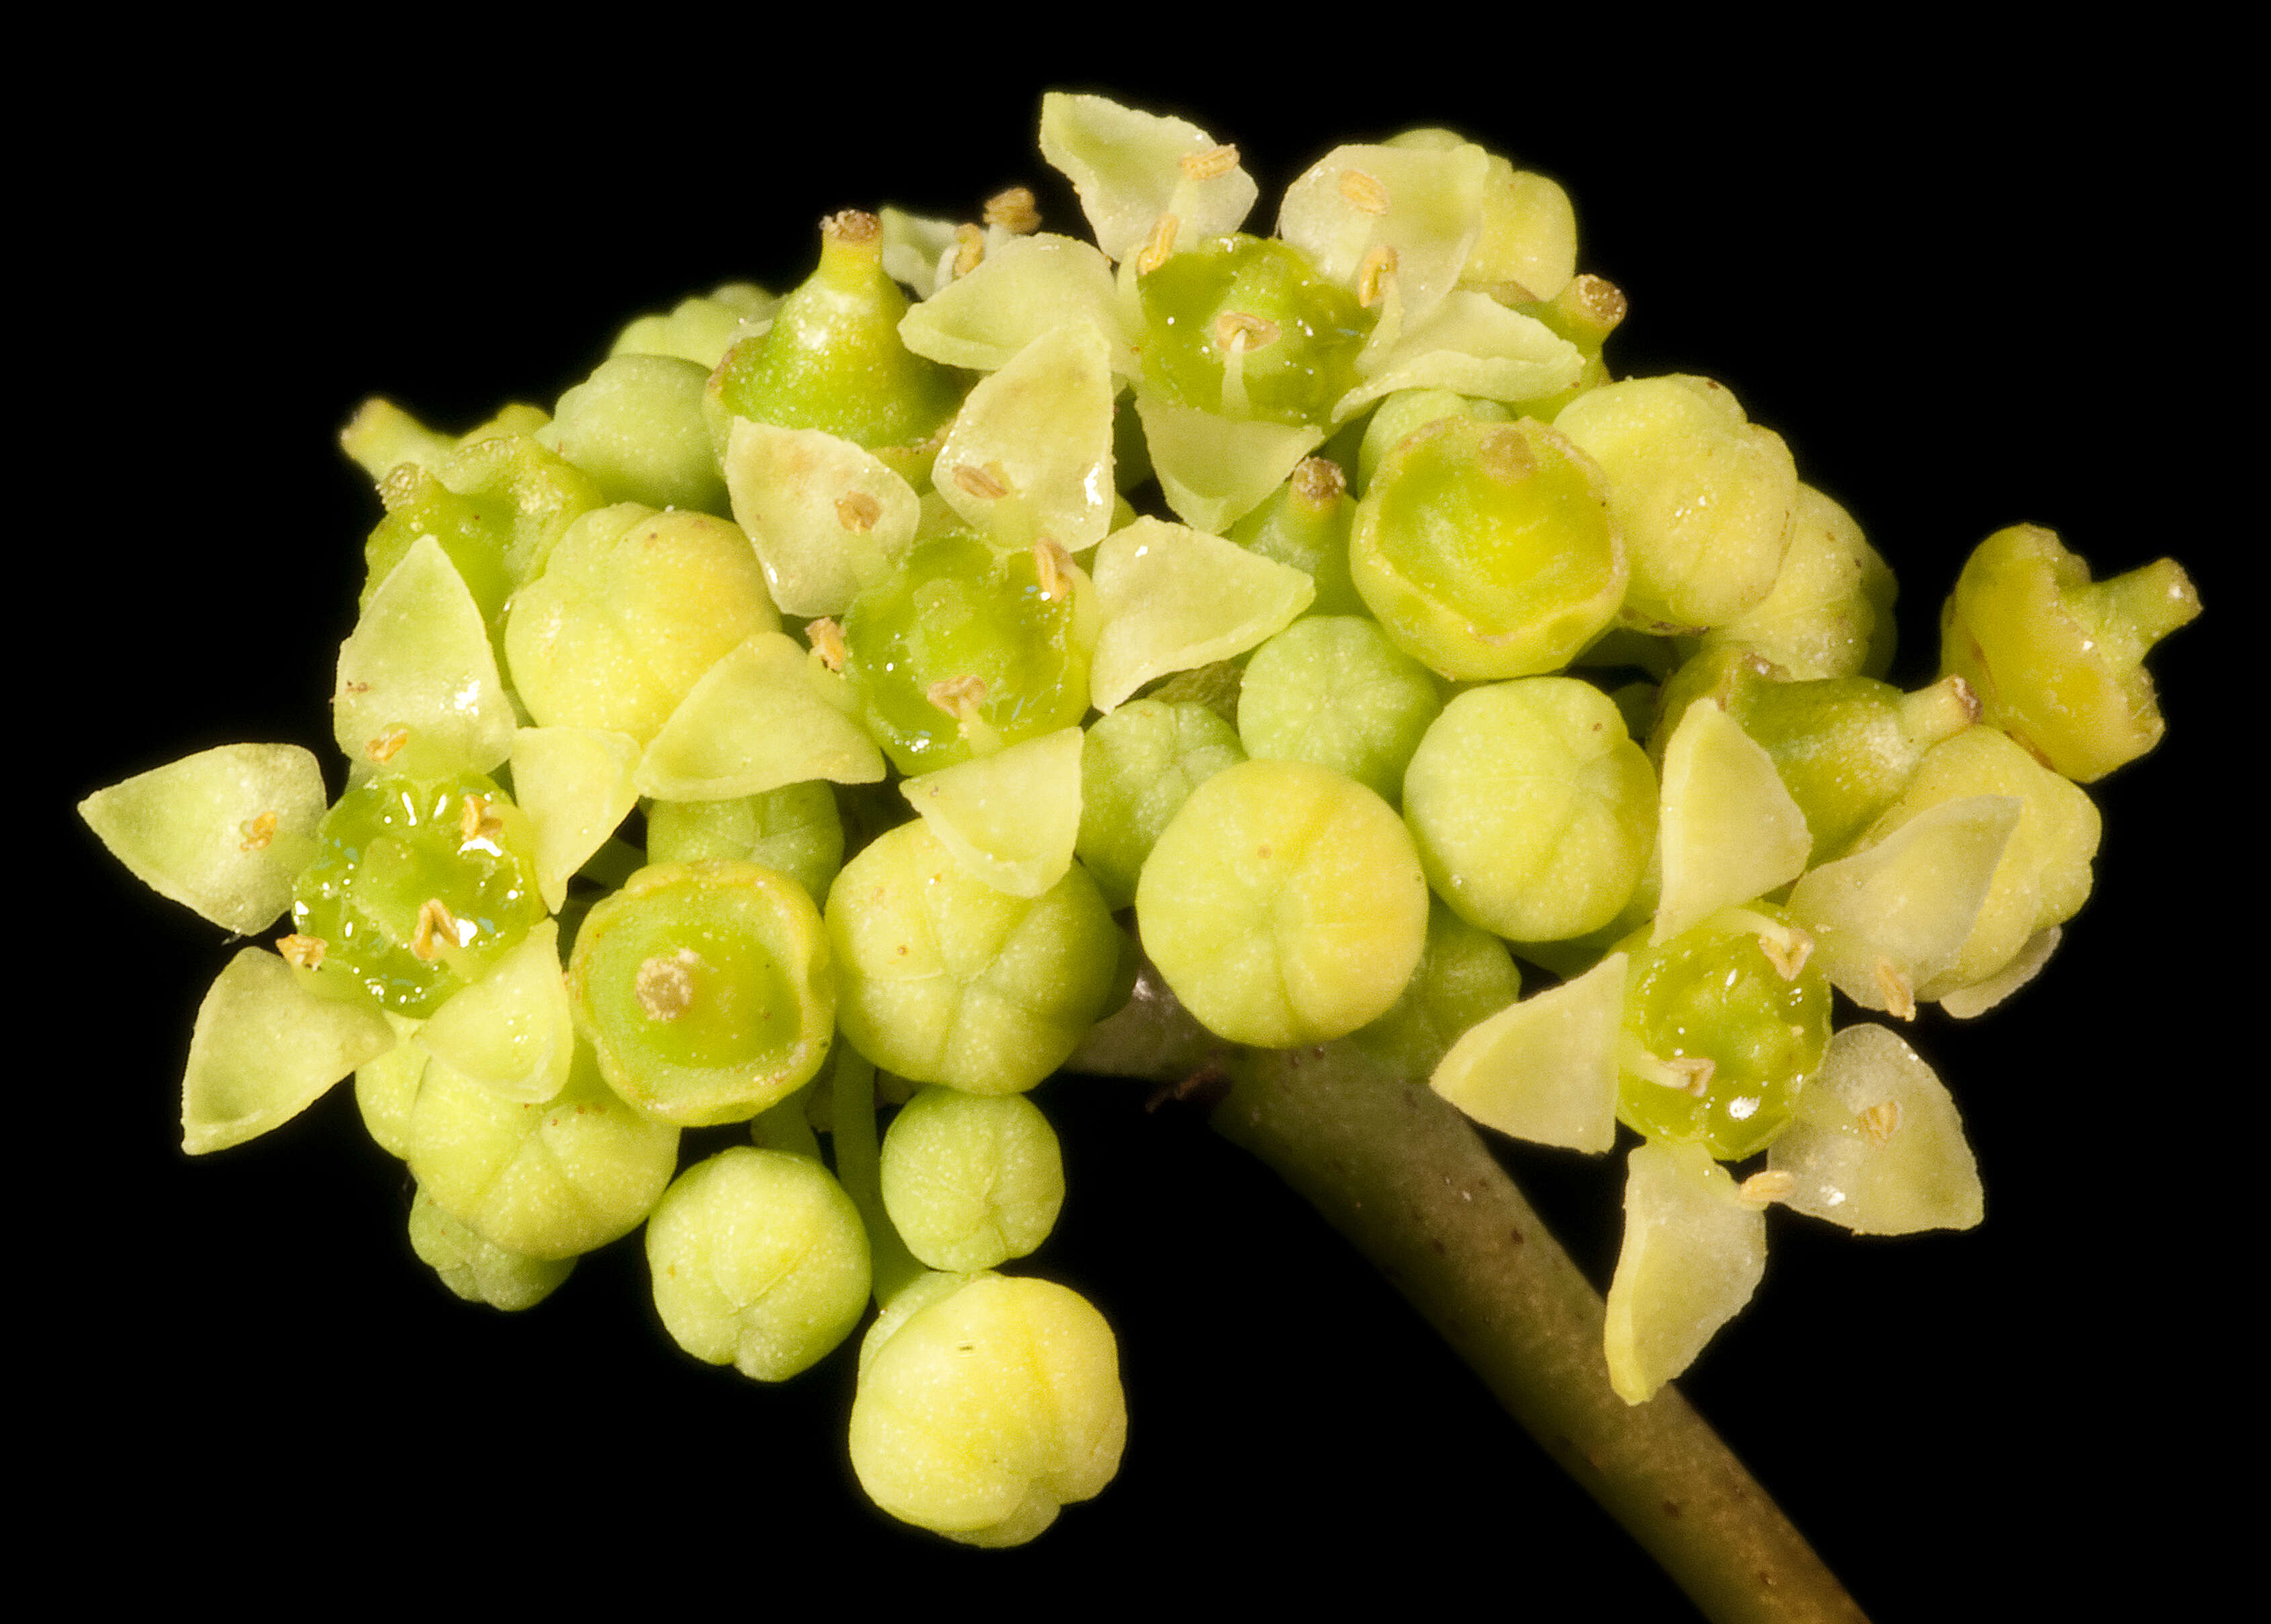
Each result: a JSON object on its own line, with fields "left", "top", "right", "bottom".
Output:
{"left": 829, "top": 1048, "right": 924, "bottom": 1308}
{"left": 1072, "top": 966, "right": 1865, "bottom": 1623}
{"left": 1214, "top": 1045, "right": 1865, "bottom": 1624}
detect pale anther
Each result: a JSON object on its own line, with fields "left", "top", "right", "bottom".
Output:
{"left": 1137, "top": 212, "right": 1179, "bottom": 275}
{"left": 1875, "top": 957, "right": 1918, "bottom": 1021}
{"left": 459, "top": 794, "right": 503, "bottom": 847}
{"left": 836, "top": 490, "right": 882, "bottom": 533}
{"left": 984, "top": 186, "right": 1040, "bottom": 234}
{"left": 410, "top": 897, "right": 461, "bottom": 962}
{"left": 1757, "top": 926, "right": 1814, "bottom": 982}
{"left": 1034, "top": 538, "right": 1073, "bottom": 602}
{"left": 952, "top": 223, "right": 985, "bottom": 278}
{"left": 238, "top": 811, "right": 278, "bottom": 852}
{"left": 276, "top": 933, "right": 325, "bottom": 970}
{"left": 807, "top": 617, "right": 847, "bottom": 673}
{"left": 1339, "top": 168, "right": 1391, "bottom": 214}
{"left": 952, "top": 462, "right": 1010, "bottom": 501}
{"left": 1739, "top": 1170, "right": 1795, "bottom": 1206}
{"left": 1858, "top": 1099, "right": 1903, "bottom": 1145}
{"left": 1357, "top": 243, "right": 1398, "bottom": 308}
{"left": 1667, "top": 1054, "right": 1716, "bottom": 1097}
{"left": 1179, "top": 143, "right": 1239, "bottom": 181}
{"left": 367, "top": 726, "right": 410, "bottom": 764}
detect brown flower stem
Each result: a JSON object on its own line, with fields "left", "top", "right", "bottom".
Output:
{"left": 1071, "top": 964, "right": 1865, "bottom": 1620}
{"left": 1211, "top": 1044, "right": 1866, "bottom": 1624}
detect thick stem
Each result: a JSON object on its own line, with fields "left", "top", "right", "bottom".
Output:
{"left": 1212, "top": 1045, "right": 1865, "bottom": 1624}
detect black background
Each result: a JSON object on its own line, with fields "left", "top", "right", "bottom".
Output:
{"left": 39, "top": 36, "right": 2241, "bottom": 1617}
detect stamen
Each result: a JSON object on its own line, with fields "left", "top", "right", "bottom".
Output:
{"left": 1339, "top": 168, "right": 1391, "bottom": 214}
{"left": 807, "top": 617, "right": 847, "bottom": 672}
{"left": 276, "top": 934, "right": 325, "bottom": 970}
{"left": 459, "top": 794, "right": 503, "bottom": 847}
{"left": 1179, "top": 144, "right": 1239, "bottom": 181}
{"left": 410, "top": 897, "right": 462, "bottom": 962}
{"left": 1739, "top": 1169, "right": 1795, "bottom": 1206}
{"left": 983, "top": 186, "right": 1040, "bottom": 234}
{"left": 367, "top": 727, "right": 410, "bottom": 765}
{"left": 928, "top": 674, "right": 988, "bottom": 723}
{"left": 1357, "top": 243, "right": 1398, "bottom": 308}
{"left": 952, "top": 223, "right": 985, "bottom": 278}
{"left": 1137, "top": 212, "right": 1179, "bottom": 275}
{"left": 238, "top": 811, "right": 277, "bottom": 852}
{"left": 836, "top": 490, "right": 882, "bottom": 533}
{"left": 952, "top": 461, "right": 1010, "bottom": 500}
{"left": 1875, "top": 957, "right": 1918, "bottom": 1021}
{"left": 1033, "top": 538, "right": 1073, "bottom": 601}
{"left": 1858, "top": 1099, "right": 1902, "bottom": 1145}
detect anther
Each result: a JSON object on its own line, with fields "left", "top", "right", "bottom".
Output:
{"left": 1357, "top": 243, "right": 1398, "bottom": 308}
{"left": 928, "top": 674, "right": 988, "bottom": 722}
{"left": 1137, "top": 212, "right": 1179, "bottom": 275}
{"left": 1179, "top": 144, "right": 1239, "bottom": 181}
{"left": 984, "top": 187, "right": 1040, "bottom": 234}
{"left": 459, "top": 795, "right": 503, "bottom": 846}
{"left": 807, "top": 617, "right": 847, "bottom": 672}
{"left": 1033, "top": 538, "right": 1073, "bottom": 602}
{"left": 952, "top": 223, "right": 985, "bottom": 278}
{"left": 952, "top": 462, "right": 1010, "bottom": 500}
{"left": 1875, "top": 957, "right": 1918, "bottom": 1021}
{"left": 836, "top": 490, "right": 882, "bottom": 533}
{"left": 1738, "top": 1169, "right": 1795, "bottom": 1206}
{"left": 1858, "top": 1099, "right": 1902, "bottom": 1145}
{"left": 1339, "top": 168, "right": 1391, "bottom": 214}
{"left": 410, "top": 897, "right": 462, "bottom": 962}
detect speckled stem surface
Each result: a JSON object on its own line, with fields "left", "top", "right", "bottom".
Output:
{"left": 1072, "top": 968, "right": 1865, "bottom": 1624}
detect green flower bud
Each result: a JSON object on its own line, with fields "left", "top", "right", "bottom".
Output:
{"left": 1554, "top": 374, "right": 1797, "bottom": 631}
{"left": 1402, "top": 678, "right": 1655, "bottom": 944}
{"left": 645, "top": 1146, "right": 870, "bottom": 1381}
{"left": 1075, "top": 697, "right": 1245, "bottom": 912}
{"left": 504, "top": 504, "right": 778, "bottom": 746}
{"left": 408, "top": 1185, "right": 575, "bottom": 1312}
{"left": 881, "top": 1087, "right": 1065, "bottom": 1273}
{"left": 849, "top": 1272, "right": 1126, "bottom": 1547}
{"left": 550, "top": 353, "right": 728, "bottom": 514}
{"left": 1351, "top": 414, "right": 1626, "bottom": 680}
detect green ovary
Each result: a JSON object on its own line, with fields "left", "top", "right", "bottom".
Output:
{"left": 291, "top": 773, "right": 545, "bottom": 1016}
{"left": 1352, "top": 415, "right": 1625, "bottom": 679}
{"left": 842, "top": 534, "right": 1092, "bottom": 774}
{"left": 1614, "top": 905, "right": 1829, "bottom": 1161}
{"left": 1139, "top": 234, "right": 1370, "bottom": 426}
{"left": 570, "top": 862, "right": 834, "bottom": 1126}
